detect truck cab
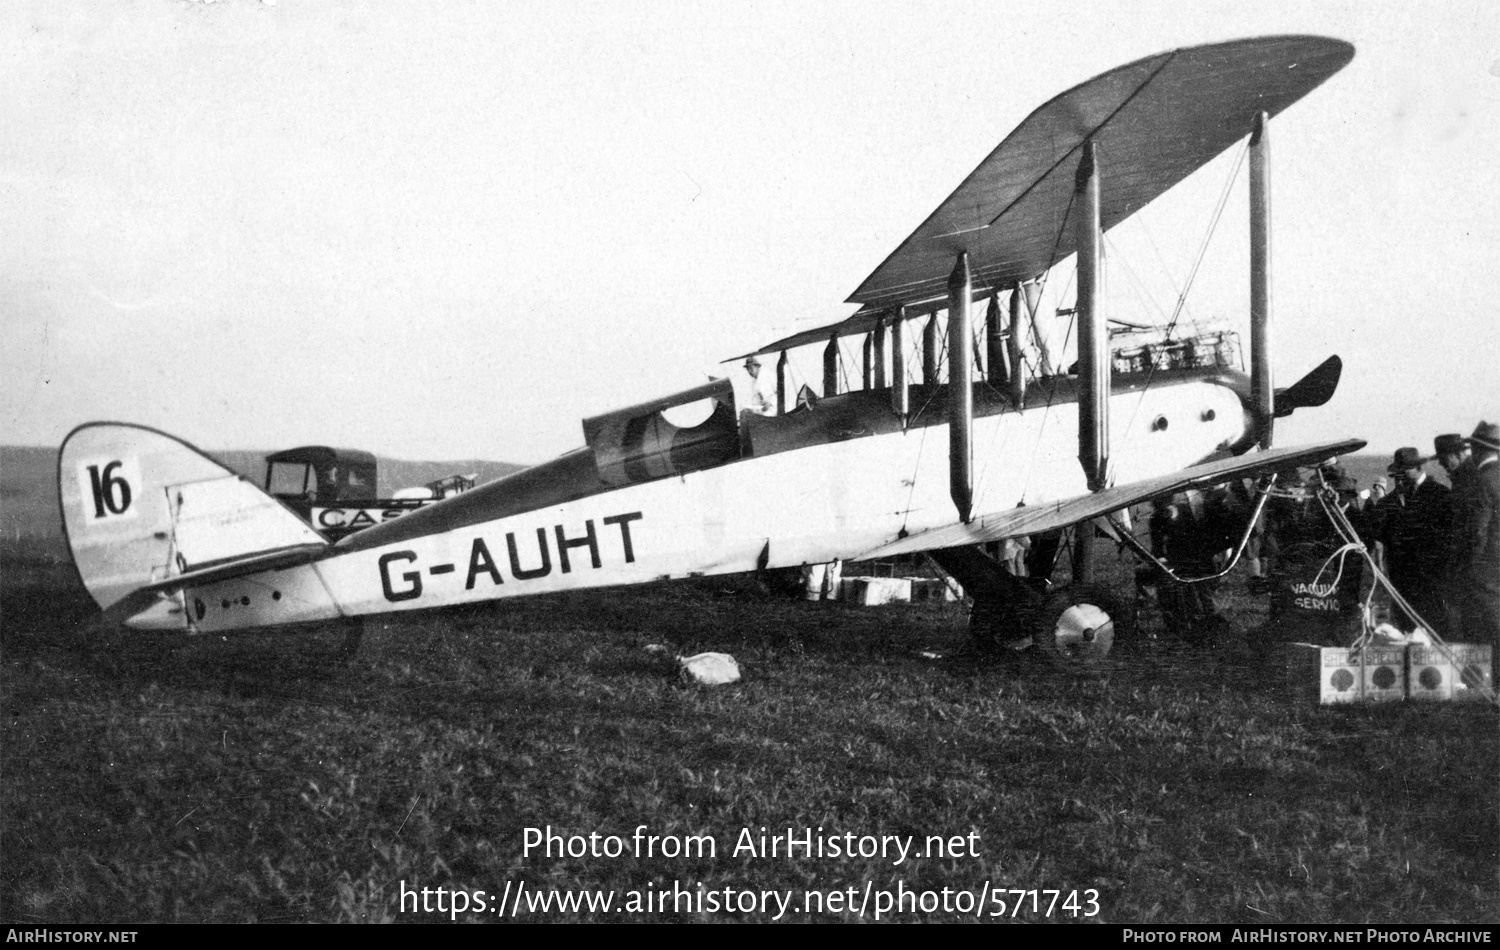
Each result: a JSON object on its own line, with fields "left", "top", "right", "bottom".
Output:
{"left": 265, "top": 446, "right": 383, "bottom": 539}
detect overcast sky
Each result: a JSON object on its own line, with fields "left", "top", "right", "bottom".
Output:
{"left": 3, "top": 0, "right": 1496, "bottom": 465}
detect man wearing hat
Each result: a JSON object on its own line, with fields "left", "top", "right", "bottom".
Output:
{"left": 1452, "top": 422, "right": 1500, "bottom": 650}
{"left": 1434, "top": 433, "right": 1472, "bottom": 481}
{"left": 1377, "top": 446, "right": 1451, "bottom": 634}
{"left": 743, "top": 356, "right": 775, "bottom": 415}
{"left": 1434, "top": 433, "right": 1474, "bottom": 504}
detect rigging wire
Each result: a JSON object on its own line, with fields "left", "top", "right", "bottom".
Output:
{"left": 1015, "top": 186, "right": 1079, "bottom": 501}
{"left": 1105, "top": 230, "right": 1172, "bottom": 328}
{"left": 969, "top": 296, "right": 1026, "bottom": 506}
{"left": 1113, "top": 139, "right": 1249, "bottom": 463}
{"left": 1313, "top": 489, "right": 1499, "bottom": 707}
{"left": 895, "top": 311, "right": 948, "bottom": 534}
{"left": 1106, "top": 472, "right": 1275, "bottom": 585}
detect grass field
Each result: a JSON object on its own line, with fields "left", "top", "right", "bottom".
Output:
{"left": 2, "top": 536, "right": 1496, "bottom": 924}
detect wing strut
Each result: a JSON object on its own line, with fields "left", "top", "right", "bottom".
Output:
{"left": 1075, "top": 139, "right": 1107, "bottom": 583}
{"left": 1007, "top": 285, "right": 1027, "bottom": 405}
{"left": 985, "top": 293, "right": 1010, "bottom": 393}
{"left": 1022, "top": 278, "right": 1053, "bottom": 376}
{"left": 890, "top": 305, "right": 910, "bottom": 421}
{"left": 822, "top": 333, "right": 838, "bottom": 397}
{"left": 775, "top": 350, "right": 790, "bottom": 415}
{"left": 948, "top": 252, "right": 974, "bottom": 522}
{"left": 1076, "top": 139, "right": 1108, "bottom": 493}
{"left": 1249, "top": 110, "right": 1274, "bottom": 448}
{"left": 922, "top": 310, "right": 940, "bottom": 384}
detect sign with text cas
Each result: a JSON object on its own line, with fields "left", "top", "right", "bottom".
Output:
{"left": 311, "top": 502, "right": 434, "bottom": 532}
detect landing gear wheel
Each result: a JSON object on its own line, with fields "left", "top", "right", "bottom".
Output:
{"left": 1032, "top": 584, "right": 1132, "bottom": 667}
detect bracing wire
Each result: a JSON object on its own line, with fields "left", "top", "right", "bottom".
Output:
{"left": 1313, "top": 488, "right": 1498, "bottom": 706}
{"left": 1167, "top": 140, "right": 1248, "bottom": 332}
{"left": 1114, "top": 140, "right": 1249, "bottom": 463}
{"left": 1014, "top": 186, "right": 1079, "bottom": 500}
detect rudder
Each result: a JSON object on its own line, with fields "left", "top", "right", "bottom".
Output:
{"left": 59, "top": 423, "right": 328, "bottom": 622}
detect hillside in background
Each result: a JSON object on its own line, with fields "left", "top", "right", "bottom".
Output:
{"left": 1, "top": 445, "right": 526, "bottom": 550}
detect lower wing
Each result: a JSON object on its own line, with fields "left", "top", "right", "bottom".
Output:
{"left": 859, "top": 438, "right": 1365, "bottom": 560}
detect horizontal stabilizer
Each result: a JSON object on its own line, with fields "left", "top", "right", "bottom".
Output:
{"left": 60, "top": 422, "right": 329, "bottom": 620}
{"left": 859, "top": 439, "right": 1364, "bottom": 560}
{"left": 100, "top": 543, "right": 330, "bottom": 624}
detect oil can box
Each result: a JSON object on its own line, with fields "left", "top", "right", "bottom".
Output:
{"left": 1406, "top": 645, "right": 1455, "bottom": 701}
{"left": 1282, "top": 644, "right": 1405, "bottom": 704}
{"left": 885, "top": 577, "right": 913, "bottom": 603}
{"left": 1281, "top": 644, "right": 1358, "bottom": 704}
{"left": 845, "top": 577, "right": 884, "bottom": 605}
{"left": 843, "top": 577, "right": 893, "bottom": 606}
{"left": 844, "top": 576, "right": 916, "bottom": 606}
{"left": 1447, "top": 644, "right": 1494, "bottom": 702}
{"left": 910, "top": 578, "right": 942, "bottom": 602}
{"left": 1357, "top": 646, "right": 1407, "bottom": 702}
{"left": 912, "top": 578, "right": 959, "bottom": 603}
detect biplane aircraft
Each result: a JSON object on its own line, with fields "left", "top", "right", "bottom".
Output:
{"left": 59, "top": 35, "right": 1363, "bottom": 665}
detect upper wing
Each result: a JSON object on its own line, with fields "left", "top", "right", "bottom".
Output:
{"left": 848, "top": 36, "right": 1353, "bottom": 312}
{"left": 728, "top": 311, "right": 889, "bottom": 362}
{"left": 858, "top": 439, "right": 1364, "bottom": 560}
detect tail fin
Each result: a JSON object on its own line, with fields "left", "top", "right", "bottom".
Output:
{"left": 1274, "top": 355, "right": 1342, "bottom": 418}
{"left": 59, "top": 423, "right": 329, "bottom": 622}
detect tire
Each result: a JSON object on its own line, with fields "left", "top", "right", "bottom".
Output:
{"left": 1031, "top": 584, "right": 1133, "bottom": 667}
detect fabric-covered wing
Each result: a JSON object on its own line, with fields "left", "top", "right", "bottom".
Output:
{"left": 848, "top": 35, "right": 1353, "bottom": 311}
{"left": 858, "top": 439, "right": 1364, "bottom": 560}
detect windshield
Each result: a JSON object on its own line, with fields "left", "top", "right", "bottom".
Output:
{"left": 267, "top": 461, "right": 313, "bottom": 497}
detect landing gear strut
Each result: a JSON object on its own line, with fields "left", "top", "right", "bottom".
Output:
{"left": 933, "top": 544, "right": 1132, "bottom": 668}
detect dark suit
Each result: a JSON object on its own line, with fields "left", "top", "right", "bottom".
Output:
{"left": 1378, "top": 475, "right": 1451, "bottom": 633}
{"left": 1454, "top": 457, "right": 1500, "bottom": 649}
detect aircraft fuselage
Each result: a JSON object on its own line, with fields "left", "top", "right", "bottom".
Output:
{"left": 179, "top": 368, "right": 1250, "bottom": 633}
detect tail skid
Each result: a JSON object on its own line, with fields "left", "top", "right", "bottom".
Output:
{"left": 59, "top": 423, "right": 330, "bottom": 628}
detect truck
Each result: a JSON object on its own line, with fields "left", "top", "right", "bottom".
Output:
{"left": 263, "top": 445, "right": 474, "bottom": 541}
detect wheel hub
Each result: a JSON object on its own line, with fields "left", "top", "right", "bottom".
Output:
{"left": 1052, "top": 603, "right": 1114, "bottom": 657}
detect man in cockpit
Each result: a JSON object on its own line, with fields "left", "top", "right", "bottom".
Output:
{"left": 744, "top": 356, "right": 776, "bottom": 415}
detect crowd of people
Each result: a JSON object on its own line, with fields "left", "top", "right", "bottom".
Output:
{"left": 1367, "top": 422, "right": 1500, "bottom": 648}
{"left": 1146, "top": 421, "right": 1499, "bottom": 653}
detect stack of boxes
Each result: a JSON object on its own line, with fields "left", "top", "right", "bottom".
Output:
{"left": 1286, "top": 643, "right": 1494, "bottom": 704}
{"left": 834, "top": 576, "right": 963, "bottom": 605}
